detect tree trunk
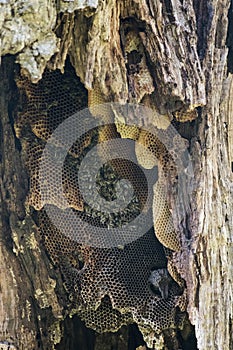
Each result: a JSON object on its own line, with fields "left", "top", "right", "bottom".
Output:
{"left": 0, "top": 1, "right": 232, "bottom": 350}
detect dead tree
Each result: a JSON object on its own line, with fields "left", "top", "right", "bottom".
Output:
{"left": 0, "top": 1, "right": 232, "bottom": 349}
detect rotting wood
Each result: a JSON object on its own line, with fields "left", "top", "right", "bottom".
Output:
{"left": 0, "top": 0, "right": 233, "bottom": 349}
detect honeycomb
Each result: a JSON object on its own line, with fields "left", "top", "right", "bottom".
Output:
{"left": 16, "top": 62, "right": 187, "bottom": 347}
{"left": 153, "top": 181, "right": 181, "bottom": 252}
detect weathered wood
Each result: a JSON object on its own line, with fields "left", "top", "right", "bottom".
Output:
{"left": 0, "top": 0, "right": 233, "bottom": 349}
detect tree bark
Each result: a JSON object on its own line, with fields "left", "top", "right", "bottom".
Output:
{"left": 0, "top": 1, "right": 233, "bottom": 349}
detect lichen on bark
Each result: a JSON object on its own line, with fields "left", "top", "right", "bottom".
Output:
{"left": 0, "top": 0, "right": 233, "bottom": 349}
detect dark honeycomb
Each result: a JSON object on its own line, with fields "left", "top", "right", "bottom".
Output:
{"left": 16, "top": 62, "right": 186, "bottom": 347}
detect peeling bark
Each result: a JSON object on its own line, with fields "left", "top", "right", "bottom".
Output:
{"left": 0, "top": 0, "right": 233, "bottom": 349}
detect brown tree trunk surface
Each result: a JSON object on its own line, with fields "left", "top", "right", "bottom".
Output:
{"left": 0, "top": 1, "right": 233, "bottom": 349}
